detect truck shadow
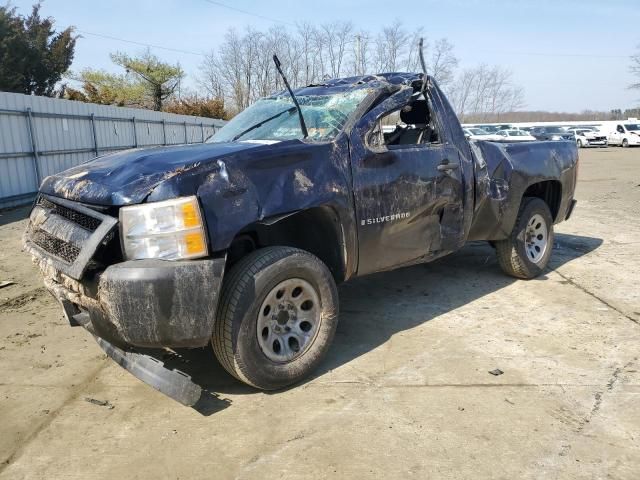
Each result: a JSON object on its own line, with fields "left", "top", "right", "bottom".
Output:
{"left": 172, "top": 232, "right": 602, "bottom": 415}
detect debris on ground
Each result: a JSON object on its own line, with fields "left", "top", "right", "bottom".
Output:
{"left": 0, "top": 281, "right": 15, "bottom": 289}
{"left": 489, "top": 369, "right": 504, "bottom": 376}
{"left": 84, "top": 397, "right": 115, "bottom": 409}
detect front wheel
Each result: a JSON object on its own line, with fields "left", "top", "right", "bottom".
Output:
{"left": 622, "top": 139, "right": 629, "bottom": 148}
{"left": 577, "top": 139, "right": 583, "bottom": 148}
{"left": 212, "top": 247, "right": 339, "bottom": 390}
{"left": 495, "top": 197, "right": 554, "bottom": 279}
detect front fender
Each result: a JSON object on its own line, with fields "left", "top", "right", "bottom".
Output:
{"left": 193, "top": 140, "right": 358, "bottom": 271}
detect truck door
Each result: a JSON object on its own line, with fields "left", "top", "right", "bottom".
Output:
{"left": 349, "top": 88, "right": 464, "bottom": 275}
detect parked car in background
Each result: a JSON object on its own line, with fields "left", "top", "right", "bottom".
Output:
{"left": 494, "top": 129, "right": 537, "bottom": 142}
{"left": 530, "top": 126, "right": 575, "bottom": 141}
{"left": 568, "top": 128, "right": 608, "bottom": 148}
{"left": 463, "top": 127, "right": 500, "bottom": 141}
{"left": 570, "top": 126, "right": 597, "bottom": 131}
{"left": 474, "top": 124, "right": 501, "bottom": 133}
{"left": 607, "top": 123, "right": 640, "bottom": 147}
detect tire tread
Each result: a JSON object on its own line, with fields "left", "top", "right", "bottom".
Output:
{"left": 212, "top": 246, "right": 320, "bottom": 387}
{"left": 495, "top": 197, "right": 550, "bottom": 279}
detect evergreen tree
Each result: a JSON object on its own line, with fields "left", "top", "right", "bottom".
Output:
{"left": 0, "top": 4, "right": 76, "bottom": 96}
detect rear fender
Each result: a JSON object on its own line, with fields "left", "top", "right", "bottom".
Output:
{"left": 468, "top": 140, "right": 577, "bottom": 241}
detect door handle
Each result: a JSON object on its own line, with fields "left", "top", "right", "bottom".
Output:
{"left": 437, "top": 160, "right": 459, "bottom": 172}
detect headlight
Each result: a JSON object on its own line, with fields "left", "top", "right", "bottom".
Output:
{"left": 120, "top": 196, "right": 209, "bottom": 260}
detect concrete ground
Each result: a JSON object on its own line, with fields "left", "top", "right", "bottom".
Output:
{"left": 0, "top": 147, "right": 638, "bottom": 479}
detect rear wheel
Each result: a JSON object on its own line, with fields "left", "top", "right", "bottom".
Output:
{"left": 212, "top": 246, "right": 339, "bottom": 390}
{"left": 495, "top": 197, "right": 554, "bottom": 279}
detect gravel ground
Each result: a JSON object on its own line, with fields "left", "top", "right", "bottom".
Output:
{"left": 0, "top": 147, "right": 638, "bottom": 479}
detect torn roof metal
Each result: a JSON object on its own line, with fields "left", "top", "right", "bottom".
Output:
{"left": 282, "top": 72, "right": 426, "bottom": 97}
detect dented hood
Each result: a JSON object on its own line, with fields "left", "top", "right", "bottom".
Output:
{"left": 38, "top": 142, "right": 266, "bottom": 206}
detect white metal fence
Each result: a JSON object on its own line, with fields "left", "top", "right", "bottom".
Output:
{"left": 0, "top": 91, "right": 226, "bottom": 209}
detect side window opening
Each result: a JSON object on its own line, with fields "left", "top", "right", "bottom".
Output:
{"left": 368, "top": 98, "right": 441, "bottom": 150}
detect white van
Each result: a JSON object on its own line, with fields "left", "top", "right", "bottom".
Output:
{"left": 608, "top": 122, "right": 640, "bottom": 147}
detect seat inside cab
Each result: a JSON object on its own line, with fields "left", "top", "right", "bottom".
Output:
{"left": 371, "top": 97, "right": 440, "bottom": 149}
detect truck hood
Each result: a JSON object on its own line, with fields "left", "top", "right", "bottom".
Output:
{"left": 39, "top": 142, "right": 268, "bottom": 206}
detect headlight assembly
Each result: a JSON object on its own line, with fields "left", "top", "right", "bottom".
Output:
{"left": 119, "top": 196, "right": 209, "bottom": 261}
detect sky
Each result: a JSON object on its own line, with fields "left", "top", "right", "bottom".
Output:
{"left": 9, "top": 0, "right": 640, "bottom": 112}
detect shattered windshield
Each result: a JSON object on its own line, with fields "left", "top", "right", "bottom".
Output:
{"left": 209, "top": 89, "right": 372, "bottom": 143}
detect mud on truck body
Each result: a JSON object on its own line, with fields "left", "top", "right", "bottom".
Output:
{"left": 23, "top": 72, "right": 578, "bottom": 405}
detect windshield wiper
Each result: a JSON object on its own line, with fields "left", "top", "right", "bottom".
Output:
{"left": 273, "top": 54, "right": 309, "bottom": 138}
{"left": 232, "top": 106, "right": 296, "bottom": 142}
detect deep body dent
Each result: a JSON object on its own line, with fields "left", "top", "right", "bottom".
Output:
{"left": 468, "top": 139, "right": 577, "bottom": 240}
{"left": 146, "top": 137, "right": 357, "bottom": 279}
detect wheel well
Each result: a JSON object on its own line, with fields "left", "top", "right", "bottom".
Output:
{"left": 226, "top": 207, "right": 347, "bottom": 282}
{"left": 523, "top": 180, "right": 562, "bottom": 221}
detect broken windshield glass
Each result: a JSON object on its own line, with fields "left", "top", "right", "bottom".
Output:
{"left": 209, "top": 89, "right": 372, "bottom": 143}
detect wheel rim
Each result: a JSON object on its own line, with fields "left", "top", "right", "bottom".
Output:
{"left": 256, "top": 278, "right": 321, "bottom": 363}
{"left": 525, "top": 213, "right": 548, "bottom": 263}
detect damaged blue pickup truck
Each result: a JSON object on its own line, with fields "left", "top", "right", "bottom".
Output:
{"left": 23, "top": 71, "right": 578, "bottom": 405}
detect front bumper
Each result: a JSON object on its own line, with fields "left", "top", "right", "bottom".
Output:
{"left": 585, "top": 139, "right": 607, "bottom": 147}
{"left": 43, "top": 257, "right": 226, "bottom": 349}
{"left": 24, "top": 194, "right": 226, "bottom": 349}
{"left": 24, "top": 194, "right": 229, "bottom": 405}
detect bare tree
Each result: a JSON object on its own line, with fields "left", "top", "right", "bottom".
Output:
{"left": 404, "top": 28, "right": 424, "bottom": 73}
{"left": 630, "top": 44, "right": 640, "bottom": 90}
{"left": 503, "top": 85, "right": 525, "bottom": 113}
{"left": 320, "top": 21, "right": 353, "bottom": 78}
{"left": 351, "top": 30, "right": 372, "bottom": 76}
{"left": 198, "top": 51, "right": 224, "bottom": 99}
{"left": 449, "top": 65, "right": 525, "bottom": 120}
{"left": 450, "top": 67, "right": 478, "bottom": 122}
{"left": 428, "top": 38, "right": 458, "bottom": 89}
{"left": 241, "top": 27, "right": 262, "bottom": 105}
{"left": 296, "top": 23, "right": 317, "bottom": 85}
{"left": 375, "top": 20, "right": 407, "bottom": 72}
{"left": 216, "top": 29, "right": 248, "bottom": 111}
{"left": 198, "top": 20, "right": 525, "bottom": 118}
